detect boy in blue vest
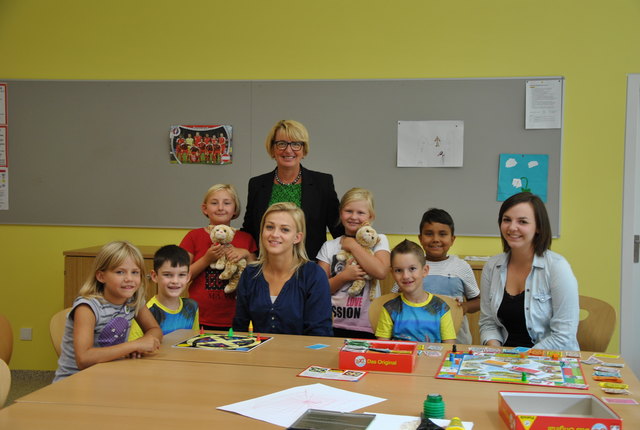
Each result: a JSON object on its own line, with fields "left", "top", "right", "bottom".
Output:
{"left": 129, "top": 245, "right": 199, "bottom": 339}
{"left": 376, "top": 240, "right": 456, "bottom": 343}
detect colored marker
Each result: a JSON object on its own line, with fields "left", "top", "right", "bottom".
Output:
{"left": 228, "top": 327, "right": 234, "bottom": 339}
{"left": 199, "top": 326, "right": 204, "bottom": 336}
{"left": 521, "top": 372, "right": 527, "bottom": 382}
{"left": 249, "top": 321, "right": 254, "bottom": 337}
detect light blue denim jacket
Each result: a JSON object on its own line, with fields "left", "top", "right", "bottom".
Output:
{"left": 479, "top": 250, "right": 579, "bottom": 351}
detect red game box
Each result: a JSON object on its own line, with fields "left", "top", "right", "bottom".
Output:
{"left": 339, "top": 340, "right": 418, "bottom": 373}
{"left": 499, "top": 391, "right": 622, "bottom": 430}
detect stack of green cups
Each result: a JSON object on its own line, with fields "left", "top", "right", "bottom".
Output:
{"left": 423, "top": 393, "right": 445, "bottom": 419}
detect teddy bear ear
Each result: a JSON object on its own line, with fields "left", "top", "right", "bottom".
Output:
{"left": 205, "top": 224, "right": 215, "bottom": 233}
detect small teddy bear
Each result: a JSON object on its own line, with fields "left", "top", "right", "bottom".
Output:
{"left": 336, "top": 223, "right": 380, "bottom": 299}
{"left": 206, "top": 224, "right": 247, "bottom": 294}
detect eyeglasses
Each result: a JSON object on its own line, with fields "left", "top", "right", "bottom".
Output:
{"left": 273, "top": 141, "right": 304, "bottom": 151}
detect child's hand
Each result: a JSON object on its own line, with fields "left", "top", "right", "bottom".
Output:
{"left": 340, "top": 258, "right": 367, "bottom": 281}
{"left": 128, "top": 334, "right": 161, "bottom": 359}
{"left": 204, "top": 243, "right": 226, "bottom": 263}
{"left": 340, "top": 237, "right": 359, "bottom": 253}
{"left": 225, "top": 246, "right": 248, "bottom": 263}
{"left": 455, "top": 297, "right": 468, "bottom": 315}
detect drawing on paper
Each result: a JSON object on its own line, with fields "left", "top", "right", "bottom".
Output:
{"left": 397, "top": 120, "right": 464, "bottom": 167}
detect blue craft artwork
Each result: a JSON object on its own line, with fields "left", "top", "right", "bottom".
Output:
{"left": 497, "top": 154, "right": 549, "bottom": 202}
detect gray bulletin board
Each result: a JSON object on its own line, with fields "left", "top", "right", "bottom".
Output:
{"left": 0, "top": 78, "right": 562, "bottom": 236}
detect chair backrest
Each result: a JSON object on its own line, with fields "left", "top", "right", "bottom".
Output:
{"left": 577, "top": 295, "right": 616, "bottom": 352}
{"left": 432, "top": 294, "right": 464, "bottom": 337}
{"left": 368, "top": 293, "right": 464, "bottom": 339}
{"left": 0, "top": 358, "right": 10, "bottom": 408}
{"left": 369, "top": 293, "right": 399, "bottom": 333}
{"left": 0, "top": 314, "right": 12, "bottom": 365}
{"left": 50, "top": 308, "right": 71, "bottom": 357}
{"left": 378, "top": 272, "right": 396, "bottom": 295}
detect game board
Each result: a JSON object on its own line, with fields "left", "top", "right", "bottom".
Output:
{"left": 173, "top": 333, "right": 272, "bottom": 352}
{"left": 436, "top": 351, "right": 588, "bottom": 389}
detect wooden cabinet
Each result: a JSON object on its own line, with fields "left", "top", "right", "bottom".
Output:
{"left": 63, "top": 246, "right": 160, "bottom": 307}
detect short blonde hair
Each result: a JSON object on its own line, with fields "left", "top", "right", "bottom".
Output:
{"left": 264, "top": 120, "right": 310, "bottom": 158}
{"left": 340, "top": 187, "right": 376, "bottom": 220}
{"left": 256, "top": 202, "right": 309, "bottom": 272}
{"left": 78, "top": 241, "right": 147, "bottom": 314}
{"left": 202, "top": 184, "right": 241, "bottom": 220}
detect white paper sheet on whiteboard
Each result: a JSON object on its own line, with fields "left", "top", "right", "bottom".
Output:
{"left": 397, "top": 120, "right": 464, "bottom": 167}
{"left": 525, "top": 79, "right": 562, "bottom": 129}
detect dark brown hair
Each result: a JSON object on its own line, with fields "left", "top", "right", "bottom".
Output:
{"left": 498, "top": 192, "right": 551, "bottom": 256}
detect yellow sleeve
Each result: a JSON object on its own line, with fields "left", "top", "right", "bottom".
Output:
{"left": 191, "top": 308, "right": 200, "bottom": 331}
{"left": 128, "top": 297, "right": 155, "bottom": 341}
{"left": 128, "top": 319, "right": 144, "bottom": 341}
{"left": 439, "top": 310, "right": 456, "bottom": 342}
{"left": 374, "top": 308, "right": 394, "bottom": 339}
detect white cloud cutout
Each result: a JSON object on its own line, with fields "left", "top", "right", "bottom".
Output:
{"left": 528, "top": 161, "right": 539, "bottom": 168}
{"left": 505, "top": 158, "right": 517, "bottom": 168}
{"left": 512, "top": 178, "right": 522, "bottom": 188}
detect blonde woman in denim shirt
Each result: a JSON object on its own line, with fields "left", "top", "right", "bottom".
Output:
{"left": 479, "top": 192, "right": 579, "bottom": 351}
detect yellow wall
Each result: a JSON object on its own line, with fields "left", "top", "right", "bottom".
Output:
{"left": 0, "top": 0, "right": 637, "bottom": 369}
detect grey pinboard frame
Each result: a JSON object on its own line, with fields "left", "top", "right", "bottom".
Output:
{"left": 0, "top": 78, "right": 562, "bottom": 236}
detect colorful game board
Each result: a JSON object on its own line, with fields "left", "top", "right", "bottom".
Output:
{"left": 436, "top": 351, "right": 588, "bottom": 389}
{"left": 173, "top": 333, "right": 272, "bottom": 352}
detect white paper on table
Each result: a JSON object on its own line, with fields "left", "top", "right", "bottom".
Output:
{"left": 397, "top": 120, "right": 464, "bottom": 167}
{"left": 217, "top": 383, "right": 386, "bottom": 427}
{"left": 525, "top": 79, "right": 562, "bottom": 129}
{"left": 365, "top": 412, "right": 474, "bottom": 430}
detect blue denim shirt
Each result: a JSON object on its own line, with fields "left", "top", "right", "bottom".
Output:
{"left": 479, "top": 250, "right": 579, "bottom": 351}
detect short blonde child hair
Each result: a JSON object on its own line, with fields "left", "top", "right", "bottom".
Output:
{"left": 78, "top": 241, "right": 148, "bottom": 314}
{"left": 340, "top": 187, "right": 376, "bottom": 220}
{"left": 202, "top": 184, "right": 241, "bottom": 220}
{"left": 256, "top": 202, "right": 309, "bottom": 272}
{"left": 264, "top": 120, "right": 310, "bottom": 158}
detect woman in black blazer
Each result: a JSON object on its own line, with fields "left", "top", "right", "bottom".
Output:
{"left": 242, "top": 120, "right": 343, "bottom": 260}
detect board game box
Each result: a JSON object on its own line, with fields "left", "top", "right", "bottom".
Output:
{"left": 499, "top": 391, "right": 622, "bottom": 430}
{"left": 339, "top": 339, "right": 418, "bottom": 373}
{"left": 436, "top": 351, "right": 588, "bottom": 389}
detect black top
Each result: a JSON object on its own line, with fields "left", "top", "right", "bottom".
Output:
{"left": 497, "top": 289, "right": 534, "bottom": 348}
{"left": 241, "top": 165, "right": 344, "bottom": 260}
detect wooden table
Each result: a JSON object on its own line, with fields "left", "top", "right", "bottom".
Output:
{"left": 3, "top": 333, "right": 640, "bottom": 429}
{"left": 151, "top": 330, "right": 445, "bottom": 376}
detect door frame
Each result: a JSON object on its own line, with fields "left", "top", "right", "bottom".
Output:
{"left": 621, "top": 74, "right": 640, "bottom": 376}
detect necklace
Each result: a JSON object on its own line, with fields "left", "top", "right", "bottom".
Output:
{"left": 274, "top": 168, "right": 301, "bottom": 185}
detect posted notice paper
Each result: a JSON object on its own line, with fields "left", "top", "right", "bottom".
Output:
{"left": 525, "top": 79, "right": 562, "bottom": 129}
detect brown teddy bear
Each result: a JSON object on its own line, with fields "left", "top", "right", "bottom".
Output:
{"left": 206, "top": 224, "right": 247, "bottom": 294}
{"left": 336, "top": 223, "right": 380, "bottom": 299}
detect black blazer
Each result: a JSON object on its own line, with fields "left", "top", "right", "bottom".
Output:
{"left": 241, "top": 166, "right": 344, "bottom": 260}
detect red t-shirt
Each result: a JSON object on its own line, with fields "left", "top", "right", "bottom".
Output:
{"left": 180, "top": 228, "right": 257, "bottom": 327}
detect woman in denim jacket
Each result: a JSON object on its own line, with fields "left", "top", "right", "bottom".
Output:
{"left": 479, "top": 192, "right": 579, "bottom": 351}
